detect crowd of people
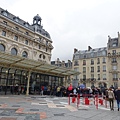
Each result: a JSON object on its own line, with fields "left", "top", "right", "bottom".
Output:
{"left": 4, "top": 83, "right": 120, "bottom": 111}
{"left": 39, "top": 84, "right": 120, "bottom": 111}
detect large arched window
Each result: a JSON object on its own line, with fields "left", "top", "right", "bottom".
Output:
{"left": 22, "top": 51, "right": 28, "bottom": 58}
{"left": 11, "top": 48, "right": 17, "bottom": 55}
{"left": 0, "top": 44, "right": 5, "bottom": 51}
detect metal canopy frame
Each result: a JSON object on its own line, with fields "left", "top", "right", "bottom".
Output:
{"left": 0, "top": 51, "right": 80, "bottom": 77}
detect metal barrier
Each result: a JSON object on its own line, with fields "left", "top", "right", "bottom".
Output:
{"left": 68, "top": 93, "right": 108, "bottom": 109}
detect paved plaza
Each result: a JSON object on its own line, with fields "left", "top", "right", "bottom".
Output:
{"left": 0, "top": 95, "right": 119, "bottom": 120}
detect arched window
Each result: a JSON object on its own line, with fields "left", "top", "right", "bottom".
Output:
{"left": 43, "top": 55, "right": 45, "bottom": 59}
{"left": 39, "top": 54, "right": 42, "bottom": 58}
{"left": 11, "top": 48, "right": 17, "bottom": 55}
{"left": 25, "top": 40, "right": 28, "bottom": 45}
{"left": 0, "top": 44, "right": 5, "bottom": 51}
{"left": 22, "top": 51, "right": 28, "bottom": 58}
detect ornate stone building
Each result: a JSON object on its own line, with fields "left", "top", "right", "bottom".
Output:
{"left": 0, "top": 7, "right": 79, "bottom": 95}
{"left": 0, "top": 8, "right": 53, "bottom": 64}
{"left": 73, "top": 33, "right": 120, "bottom": 89}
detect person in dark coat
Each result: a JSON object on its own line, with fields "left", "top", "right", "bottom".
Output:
{"left": 115, "top": 87, "right": 120, "bottom": 111}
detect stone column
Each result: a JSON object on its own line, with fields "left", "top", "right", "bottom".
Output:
{"left": 26, "top": 70, "right": 31, "bottom": 96}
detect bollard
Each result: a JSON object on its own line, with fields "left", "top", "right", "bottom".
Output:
{"left": 95, "top": 96, "right": 98, "bottom": 109}
{"left": 68, "top": 94, "right": 70, "bottom": 105}
{"left": 85, "top": 98, "right": 89, "bottom": 105}
{"left": 99, "top": 99, "right": 103, "bottom": 105}
{"left": 72, "top": 96, "right": 76, "bottom": 103}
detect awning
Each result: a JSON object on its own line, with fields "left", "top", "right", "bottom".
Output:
{"left": 0, "top": 51, "right": 80, "bottom": 77}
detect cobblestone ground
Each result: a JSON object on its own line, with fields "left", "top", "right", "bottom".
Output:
{"left": 0, "top": 95, "right": 120, "bottom": 120}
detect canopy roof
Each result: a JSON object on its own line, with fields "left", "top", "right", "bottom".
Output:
{"left": 0, "top": 51, "right": 80, "bottom": 77}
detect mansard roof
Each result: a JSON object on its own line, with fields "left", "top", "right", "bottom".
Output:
{"left": 0, "top": 7, "right": 51, "bottom": 39}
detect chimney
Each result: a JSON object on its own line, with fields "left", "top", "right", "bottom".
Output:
{"left": 118, "top": 32, "right": 120, "bottom": 47}
{"left": 74, "top": 48, "right": 78, "bottom": 53}
{"left": 88, "top": 46, "right": 92, "bottom": 51}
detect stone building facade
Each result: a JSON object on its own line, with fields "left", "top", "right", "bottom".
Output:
{"left": 0, "top": 8, "right": 53, "bottom": 64}
{"left": 73, "top": 33, "right": 120, "bottom": 89}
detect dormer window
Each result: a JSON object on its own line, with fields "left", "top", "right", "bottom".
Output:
{"left": 3, "top": 11, "right": 8, "bottom": 16}
{"left": 24, "top": 23, "right": 29, "bottom": 27}
{"left": 13, "top": 17, "right": 19, "bottom": 23}
{"left": 112, "top": 43, "right": 117, "bottom": 47}
{"left": 15, "top": 18, "right": 19, "bottom": 22}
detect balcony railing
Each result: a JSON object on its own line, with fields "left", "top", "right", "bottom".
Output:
{"left": 97, "top": 70, "right": 100, "bottom": 72}
{"left": 112, "top": 61, "right": 117, "bottom": 63}
{"left": 74, "top": 64, "right": 79, "bottom": 66}
{"left": 108, "top": 52, "right": 120, "bottom": 57}
{"left": 103, "top": 70, "right": 106, "bottom": 72}
{"left": 113, "top": 78, "right": 118, "bottom": 81}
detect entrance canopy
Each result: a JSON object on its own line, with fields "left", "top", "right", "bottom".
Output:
{"left": 0, "top": 51, "right": 80, "bottom": 77}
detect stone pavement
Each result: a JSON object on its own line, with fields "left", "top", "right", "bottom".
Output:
{"left": 0, "top": 95, "right": 119, "bottom": 120}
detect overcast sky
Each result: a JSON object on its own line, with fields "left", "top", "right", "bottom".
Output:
{"left": 1, "top": 0, "right": 120, "bottom": 62}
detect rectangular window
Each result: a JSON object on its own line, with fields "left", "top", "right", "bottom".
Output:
{"left": 103, "top": 65, "right": 106, "bottom": 72}
{"left": 3, "top": 21, "right": 7, "bottom": 25}
{"left": 97, "top": 66, "right": 100, "bottom": 72}
{"left": 74, "top": 68, "right": 79, "bottom": 71}
{"left": 113, "top": 73, "right": 117, "bottom": 79}
{"left": 2, "top": 30, "right": 6, "bottom": 36}
{"left": 112, "top": 50, "right": 116, "bottom": 55}
{"left": 26, "top": 31, "right": 29, "bottom": 35}
{"left": 102, "top": 58, "right": 106, "bottom": 63}
{"left": 103, "top": 74, "right": 106, "bottom": 80}
{"left": 83, "top": 75, "right": 86, "bottom": 80}
{"left": 16, "top": 27, "right": 19, "bottom": 30}
{"left": 112, "top": 58, "right": 117, "bottom": 63}
{"left": 14, "top": 35, "right": 18, "bottom": 41}
{"left": 98, "top": 74, "right": 100, "bottom": 80}
{"left": 112, "top": 65, "right": 117, "bottom": 70}
{"left": 91, "top": 67, "right": 94, "bottom": 72}
{"left": 83, "top": 67, "right": 86, "bottom": 73}
{"left": 91, "top": 74, "right": 94, "bottom": 80}
{"left": 39, "top": 45, "right": 41, "bottom": 49}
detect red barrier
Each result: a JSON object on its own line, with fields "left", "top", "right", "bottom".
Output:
{"left": 85, "top": 98, "right": 89, "bottom": 105}
{"left": 68, "top": 93, "right": 79, "bottom": 108}
{"left": 68, "top": 93, "right": 106, "bottom": 110}
{"left": 99, "top": 99, "right": 103, "bottom": 105}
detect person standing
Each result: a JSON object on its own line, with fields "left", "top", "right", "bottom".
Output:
{"left": 107, "top": 88, "right": 115, "bottom": 111}
{"left": 115, "top": 87, "right": 120, "bottom": 111}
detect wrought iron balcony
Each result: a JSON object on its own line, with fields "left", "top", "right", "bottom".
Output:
{"left": 113, "top": 78, "right": 118, "bottom": 81}
{"left": 108, "top": 52, "right": 120, "bottom": 57}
